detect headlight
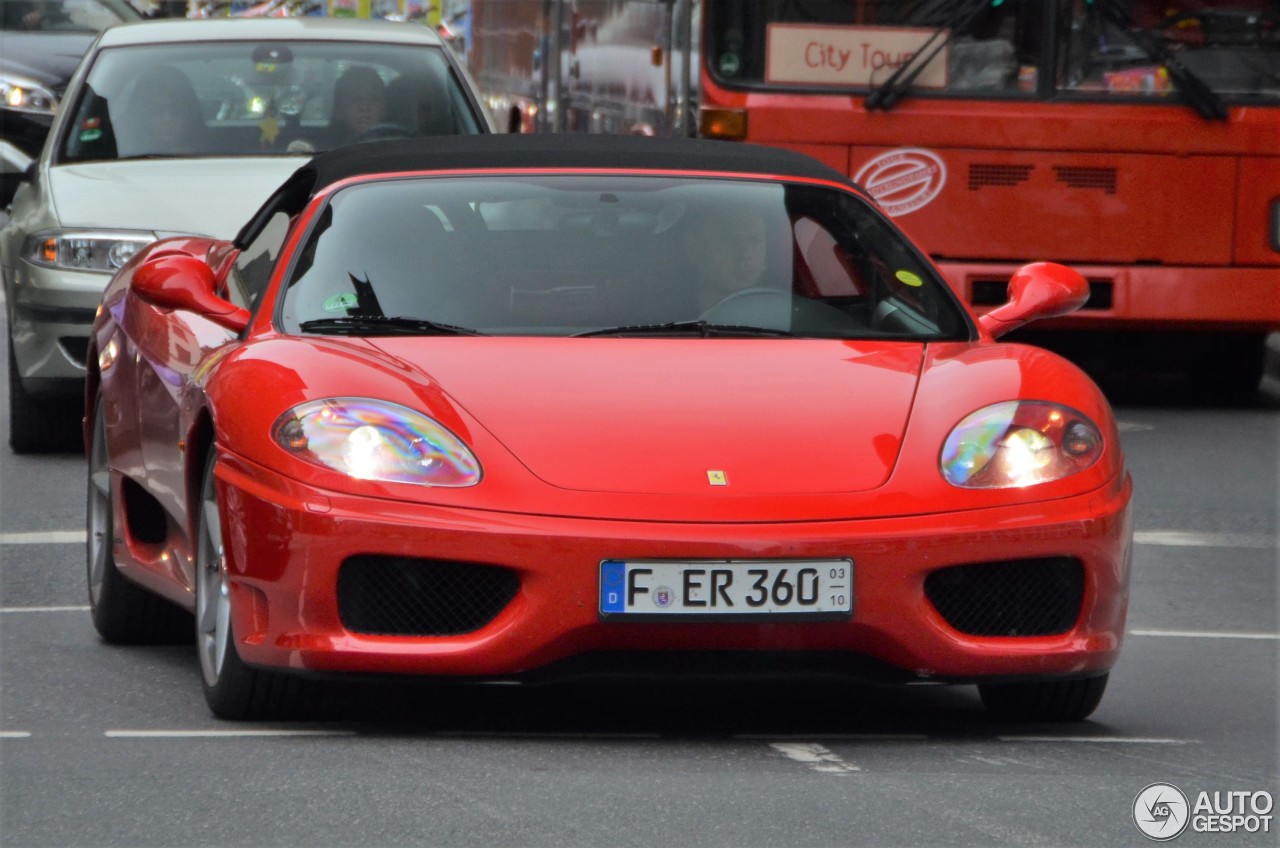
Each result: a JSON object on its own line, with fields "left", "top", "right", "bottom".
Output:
{"left": 940, "top": 401, "right": 1103, "bottom": 488}
{"left": 23, "top": 231, "right": 156, "bottom": 273}
{"left": 272, "top": 398, "right": 481, "bottom": 487}
{"left": 0, "top": 73, "right": 57, "bottom": 115}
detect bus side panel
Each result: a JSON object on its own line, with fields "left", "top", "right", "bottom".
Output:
{"left": 850, "top": 146, "right": 1235, "bottom": 267}
{"left": 1235, "top": 157, "right": 1280, "bottom": 266}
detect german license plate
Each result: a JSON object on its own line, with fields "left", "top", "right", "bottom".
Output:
{"left": 599, "top": 559, "right": 853, "bottom": 620}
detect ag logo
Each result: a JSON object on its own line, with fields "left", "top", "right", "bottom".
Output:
{"left": 1134, "top": 783, "right": 1190, "bottom": 841}
{"left": 853, "top": 148, "right": 946, "bottom": 217}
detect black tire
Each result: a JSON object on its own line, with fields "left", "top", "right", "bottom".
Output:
{"left": 86, "top": 395, "right": 191, "bottom": 643}
{"left": 978, "top": 673, "right": 1109, "bottom": 722}
{"left": 195, "top": 448, "right": 305, "bottom": 720}
{"left": 8, "top": 337, "right": 79, "bottom": 453}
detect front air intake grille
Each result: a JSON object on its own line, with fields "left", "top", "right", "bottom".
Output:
{"left": 924, "top": 557, "right": 1083, "bottom": 636}
{"left": 338, "top": 556, "right": 519, "bottom": 636}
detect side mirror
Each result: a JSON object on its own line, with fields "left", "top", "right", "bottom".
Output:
{"left": 978, "top": 262, "right": 1089, "bottom": 339}
{"left": 131, "top": 254, "right": 251, "bottom": 332}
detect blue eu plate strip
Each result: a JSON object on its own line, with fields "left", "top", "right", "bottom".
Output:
{"left": 600, "top": 560, "right": 626, "bottom": 613}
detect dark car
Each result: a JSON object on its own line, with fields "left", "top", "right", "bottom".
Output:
{"left": 0, "top": 0, "right": 142, "bottom": 198}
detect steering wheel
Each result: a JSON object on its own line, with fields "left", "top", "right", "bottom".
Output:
{"left": 697, "top": 287, "right": 793, "bottom": 326}
{"left": 353, "top": 122, "right": 414, "bottom": 144}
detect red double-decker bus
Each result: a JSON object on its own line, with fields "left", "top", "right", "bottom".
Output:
{"left": 466, "top": 0, "right": 1280, "bottom": 397}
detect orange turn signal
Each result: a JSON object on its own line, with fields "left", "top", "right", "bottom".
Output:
{"left": 699, "top": 107, "right": 748, "bottom": 141}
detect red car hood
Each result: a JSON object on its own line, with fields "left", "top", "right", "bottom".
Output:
{"left": 367, "top": 338, "right": 925, "bottom": 496}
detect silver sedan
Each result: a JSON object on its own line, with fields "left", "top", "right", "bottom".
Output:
{"left": 0, "top": 15, "right": 492, "bottom": 451}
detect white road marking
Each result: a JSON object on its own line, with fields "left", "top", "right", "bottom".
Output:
{"left": 769, "top": 741, "right": 860, "bottom": 773}
{"left": 1129, "top": 629, "right": 1280, "bottom": 640}
{"left": 1, "top": 605, "right": 89, "bottom": 614}
{"left": 105, "top": 729, "right": 357, "bottom": 738}
{"left": 0, "top": 530, "right": 86, "bottom": 545}
{"left": 0, "top": 731, "right": 32, "bottom": 739}
{"left": 739, "top": 733, "right": 927, "bottom": 741}
{"left": 998, "top": 736, "right": 1192, "bottom": 744}
{"left": 1134, "top": 530, "right": 1275, "bottom": 549}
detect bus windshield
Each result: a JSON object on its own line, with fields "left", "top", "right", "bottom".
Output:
{"left": 706, "top": 0, "right": 1280, "bottom": 107}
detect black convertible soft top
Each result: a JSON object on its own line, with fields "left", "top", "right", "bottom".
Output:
{"left": 234, "top": 134, "right": 857, "bottom": 249}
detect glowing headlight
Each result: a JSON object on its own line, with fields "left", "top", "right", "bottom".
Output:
{"left": 1, "top": 74, "right": 57, "bottom": 115}
{"left": 23, "top": 231, "right": 155, "bottom": 273}
{"left": 941, "top": 401, "right": 1103, "bottom": 488}
{"left": 272, "top": 398, "right": 481, "bottom": 487}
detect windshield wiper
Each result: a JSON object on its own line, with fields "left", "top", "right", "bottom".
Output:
{"left": 297, "top": 316, "right": 485, "bottom": 336}
{"left": 866, "top": 0, "right": 994, "bottom": 111}
{"left": 574, "top": 320, "right": 794, "bottom": 338}
{"left": 1094, "top": 0, "right": 1228, "bottom": 120}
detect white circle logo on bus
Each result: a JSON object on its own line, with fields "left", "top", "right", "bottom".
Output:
{"left": 854, "top": 148, "right": 947, "bottom": 217}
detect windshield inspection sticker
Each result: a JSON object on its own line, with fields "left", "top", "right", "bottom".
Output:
{"left": 895, "top": 270, "right": 923, "bottom": 287}
{"left": 854, "top": 148, "right": 947, "bottom": 217}
{"left": 322, "top": 293, "right": 358, "bottom": 312}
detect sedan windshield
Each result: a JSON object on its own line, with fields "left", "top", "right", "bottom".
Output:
{"left": 279, "top": 175, "right": 970, "bottom": 341}
{"left": 58, "top": 40, "right": 482, "bottom": 162}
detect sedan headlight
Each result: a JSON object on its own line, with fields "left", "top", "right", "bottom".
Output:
{"left": 1, "top": 73, "right": 57, "bottom": 115}
{"left": 941, "top": 401, "right": 1103, "bottom": 488}
{"left": 272, "top": 398, "right": 481, "bottom": 487}
{"left": 23, "top": 231, "right": 156, "bottom": 273}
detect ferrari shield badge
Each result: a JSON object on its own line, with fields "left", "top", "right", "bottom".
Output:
{"left": 707, "top": 470, "right": 728, "bottom": 486}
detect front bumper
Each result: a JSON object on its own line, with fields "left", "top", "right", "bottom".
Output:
{"left": 5, "top": 258, "right": 106, "bottom": 394}
{"left": 209, "top": 450, "right": 1133, "bottom": 685}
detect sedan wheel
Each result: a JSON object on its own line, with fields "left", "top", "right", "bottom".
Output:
{"left": 196, "top": 448, "right": 302, "bottom": 720}
{"left": 86, "top": 394, "right": 188, "bottom": 643}
{"left": 9, "top": 337, "right": 79, "bottom": 453}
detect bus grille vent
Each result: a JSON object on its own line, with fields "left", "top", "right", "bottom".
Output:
{"left": 1054, "top": 166, "right": 1117, "bottom": 194}
{"left": 968, "top": 164, "right": 1034, "bottom": 190}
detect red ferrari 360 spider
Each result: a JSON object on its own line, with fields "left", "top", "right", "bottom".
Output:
{"left": 85, "top": 135, "right": 1132, "bottom": 720}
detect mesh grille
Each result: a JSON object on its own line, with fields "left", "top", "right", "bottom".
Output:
{"left": 924, "top": 557, "right": 1084, "bottom": 636}
{"left": 338, "top": 556, "right": 519, "bottom": 636}
{"left": 968, "top": 164, "right": 1034, "bottom": 190}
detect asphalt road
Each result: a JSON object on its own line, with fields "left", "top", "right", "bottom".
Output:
{"left": 1, "top": 335, "right": 1277, "bottom": 848}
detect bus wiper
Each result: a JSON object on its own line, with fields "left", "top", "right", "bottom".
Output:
{"left": 574, "top": 320, "right": 794, "bottom": 337}
{"left": 297, "top": 316, "right": 485, "bottom": 336}
{"left": 866, "top": 0, "right": 995, "bottom": 111}
{"left": 1093, "top": 0, "right": 1228, "bottom": 120}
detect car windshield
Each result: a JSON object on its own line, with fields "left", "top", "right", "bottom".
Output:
{"left": 279, "top": 175, "right": 970, "bottom": 341}
{"left": 58, "top": 40, "right": 483, "bottom": 162}
{"left": 707, "top": 0, "right": 1280, "bottom": 106}
{"left": 0, "top": 0, "right": 137, "bottom": 32}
